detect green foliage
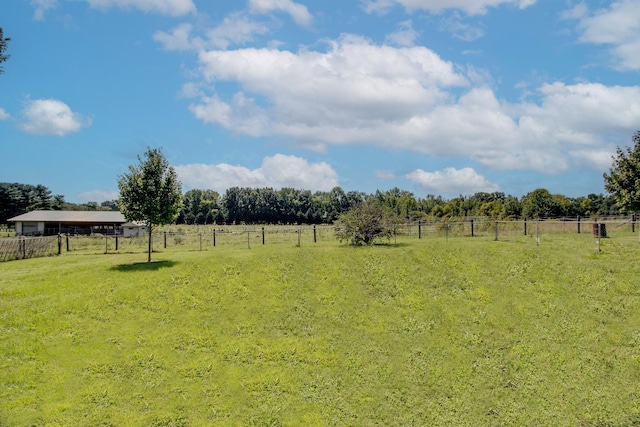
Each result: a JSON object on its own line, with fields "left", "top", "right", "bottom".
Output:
{"left": 521, "top": 188, "right": 567, "bottom": 219}
{"left": 179, "top": 189, "right": 221, "bottom": 224}
{"left": 604, "top": 130, "right": 640, "bottom": 213}
{"left": 2, "top": 237, "right": 640, "bottom": 425}
{"left": 0, "top": 27, "right": 10, "bottom": 74}
{"left": 0, "top": 182, "right": 65, "bottom": 223}
{"left": 118, "top": 148, "right": 182, "bottom": 261}
{"left": 334, "top": 198, "right": 393, "bottom": 245}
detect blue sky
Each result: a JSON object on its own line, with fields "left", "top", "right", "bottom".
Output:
{"left": 1, "top": 0, "right": 639, "bottom": 203}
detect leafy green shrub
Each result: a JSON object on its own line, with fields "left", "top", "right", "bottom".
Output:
{"left": 334, "top": 199, "right": 392, "bottom": 245}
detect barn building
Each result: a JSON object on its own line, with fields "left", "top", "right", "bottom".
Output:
{"left": 8, "top": 210, "right": 145, "bottom": 236}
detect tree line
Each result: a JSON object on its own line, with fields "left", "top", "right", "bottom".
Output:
{"left": 0, "top": 181, "right": 620, "bottom": 226}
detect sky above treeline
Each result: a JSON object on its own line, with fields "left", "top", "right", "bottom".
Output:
{"left": 1, "top": 0, "right": 639, "bottom": 203}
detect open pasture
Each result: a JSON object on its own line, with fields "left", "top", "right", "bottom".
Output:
{"left": 1, "top": 234, "right": 640, "bottom": 425}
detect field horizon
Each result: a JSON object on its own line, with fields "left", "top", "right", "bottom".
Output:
{"left": 2, "top": 234, "right": 640, "bottom": 425}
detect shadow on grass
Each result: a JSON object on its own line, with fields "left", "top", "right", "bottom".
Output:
{"left": 110, "top": 260, "right": 178, "bottom": 272}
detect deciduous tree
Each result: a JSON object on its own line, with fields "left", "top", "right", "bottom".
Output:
{"left": 604, "top": 131, "right": 640, "bottom": 213}
{"left": 118, "top": 148, "right": 182, "bottom": 262}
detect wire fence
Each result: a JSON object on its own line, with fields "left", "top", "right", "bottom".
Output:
{"left": 1, "top": 219, "right": 637, "bottom": 262}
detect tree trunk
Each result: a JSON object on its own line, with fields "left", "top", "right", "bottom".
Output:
{"left": 147, "top": 222, "right": 152, "bottom": 262}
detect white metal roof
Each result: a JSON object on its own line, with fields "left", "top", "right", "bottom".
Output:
{"left": 8, "top": 210, "right": 126, "bottom": 224}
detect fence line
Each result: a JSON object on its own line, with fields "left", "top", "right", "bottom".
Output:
{"left": 1, "top": 219, "right": 637, "bottom": 262}
{"left": 0, "top": 236, "right": 58, "bottom": 262}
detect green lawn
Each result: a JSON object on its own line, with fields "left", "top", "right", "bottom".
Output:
{"left": 1, "top": 234, "right": 640, "bottom": 425}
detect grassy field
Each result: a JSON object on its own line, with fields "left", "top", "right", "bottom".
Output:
{"left": 1, "top": 233, "right": 640, "bottom": 425}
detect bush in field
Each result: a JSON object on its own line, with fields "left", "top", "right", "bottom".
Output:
{"left": 334, "top": 198, "right": 392, "bottom": 245}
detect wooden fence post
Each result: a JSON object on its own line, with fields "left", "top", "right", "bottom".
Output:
{"left": 577, "top": 216, "right": 581, "bottom": 234}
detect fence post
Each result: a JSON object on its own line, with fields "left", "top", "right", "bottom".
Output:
{"left": 471, "top": 219, "right": 474, "bottom": 237}
{"left": 418, "top": 221, "right": 422, "bottom": 239}
{"left": 66, "top": 235, "right": 70, "bottom": 252}
{"left": 633, "top": 214, "right": 636, "bottom": 233}
{"left": 164, "top": 232, "right": 167, "bottom": 249}
{"left": 297, "top": 228, "right": 301, "bottom": 247}
{"left": 22, "top": 237, "right": 26, "bottom": 259}
{"left": 262, "top": 227, "right": 265, "bottom": 245}
{"left": 495, "top": 221, "right": 499, "bottom": 241}
{"left": 524, "top": 218, "right": 527, "bottom": 236}
{"left": 213, "top": 229, "right": 216, "bottom": 247}
{"left": 115, "top": 235, "right": 118, "bottom": 251}
{"left": 577, "top": 216, "right": 581, "bottom": 234}
{"left": 58, "top": 234, "right": 62, "bottom": 255}
{"left": 313, "top": 225, "right": 317, "bottom": 243}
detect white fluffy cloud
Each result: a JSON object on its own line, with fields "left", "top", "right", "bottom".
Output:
{"left": 363, "top": 0, "right": 537, "bottom": 15}
{"left": 568, "top": 0, "right": 640, "bottom": 70}
{"left": 406, "top": 167, "right": 499, "bottom": 194}
{"left": 186, "top": 36, "right": 640, "bottom": 174}
{"left": 0, "top": 108, "right": 10, "bottom": 121}
{"left": 154, "top": 15, "right": 272, "bottom": 52}
{"left": 19, "top": 99, "right": 91, "bottom": 136}
{"left": 175, "top": 154, "right": 339, "bottom": 192}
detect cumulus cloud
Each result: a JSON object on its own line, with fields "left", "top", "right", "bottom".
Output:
{"left": 406, "top": 167, "right": 499, "bottom": 195}
{"left": 185, "top": 35, "right": 640, "bottom": 174}
{"left": 0, "top": 108, "right": 10, "bottom": 121}
{"left": 175, "top": 154, "right": 339, "bottom": 192}
{"left": 362, "top": 0, "right": 537, "bottom": 15}
{"left": 19, "top": 99, "right": 91, "bottom": 136}
{"left": 567, "top": 0, "right": 640, "bottom": 70}
{"left": 248, "top": 0, "right": 313, "bottom": 26}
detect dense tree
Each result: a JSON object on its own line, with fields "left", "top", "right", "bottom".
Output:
{"left": 521, "top": 188, "right": 567, "bottom": 219}
{"left": 179, "top": 189, "right": 221, "bottom": 224}
{"left": 118, "top": 148, "right": 182, "bottom": 262}
{"left": 604, "top": 131, "right": 640, "bottom": 213}
{"left": 0, "top": 183, "right": 64, "bottom": 223}
{"left": 334, "top": 197, "right": 393, "bottom": 245}
{"left": 0, "top": 28, "right": 9, "bottom": 74}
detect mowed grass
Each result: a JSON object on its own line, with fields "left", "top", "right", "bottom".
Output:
{"left": 1, "top": 234, "right": 640, "bottom": 426}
